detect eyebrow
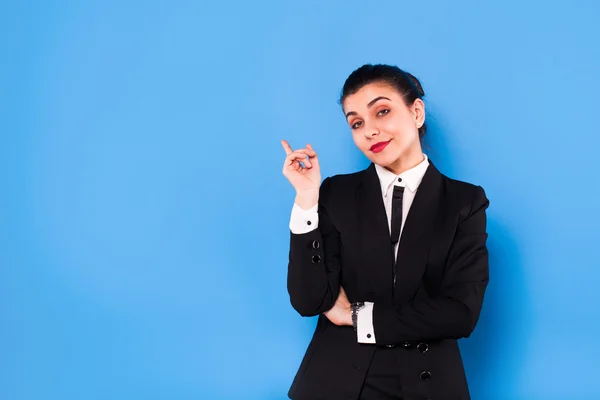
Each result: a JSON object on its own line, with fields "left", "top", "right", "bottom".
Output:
{"left": 345, "top": 96, "right": 391, "bottom": 119}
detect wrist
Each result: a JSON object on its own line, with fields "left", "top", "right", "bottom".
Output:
{"left": 295, "top": 190, "right": 319, "bottom": 210}
{"left": 346, "top": 305, "right": 353, "bottom": 326}
{"left": 351, "top": 302, "right": 365, "bottom": 330}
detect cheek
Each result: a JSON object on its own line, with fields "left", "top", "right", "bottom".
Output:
{"left": 386, "top": 116, "right": 417, "bottom": 139}
{"left": 351, "top": 131, "right": 366, "bottom": 148}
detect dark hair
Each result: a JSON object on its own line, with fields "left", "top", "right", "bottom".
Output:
{"left": 339, "top": 64, "right": 427, "bottom": 139}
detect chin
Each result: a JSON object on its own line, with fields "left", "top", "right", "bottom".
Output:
{"left": 368, "top": 153, "right": 396, "bottom": 167}
{"left": 383, "top": 146, "right": 405, "bottom": 161}
{"left": 361, "top": 143, "right": 405, "bottom": 166}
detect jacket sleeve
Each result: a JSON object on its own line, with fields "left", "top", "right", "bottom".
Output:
{"left": 287, "top": 177, "right": 342, "bottom": 317}
{"left": 372, "top": 185, "right": 490, "bottom": 344}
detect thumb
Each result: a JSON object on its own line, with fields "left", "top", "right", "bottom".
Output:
{"left": 306, "top": 143, "right": 320, "bottom": 168}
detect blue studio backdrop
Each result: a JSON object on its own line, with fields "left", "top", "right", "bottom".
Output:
{"left": 2, "top": 1, "right": 599, "bottom": 399}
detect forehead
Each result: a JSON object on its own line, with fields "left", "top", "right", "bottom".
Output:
{"left": 342, "top": 82, "right": 402, "bottom": 110}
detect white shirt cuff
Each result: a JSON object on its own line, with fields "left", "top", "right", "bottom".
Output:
{"left": 289, "top": 202, "right": 319, "bottom": 234}
{"left": 357, "top": 302, "right": 376, "bottom": 343}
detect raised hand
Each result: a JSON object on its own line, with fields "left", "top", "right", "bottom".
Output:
{"left": 281, "top": 140, "right": 321, "bottom": 209}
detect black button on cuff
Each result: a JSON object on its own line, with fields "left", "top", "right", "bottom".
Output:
{"left": 420, "top": 371, "right": 432, "bottom": 380}
{"left": 366, "top": 333, "right": 372, "bottom": 338}
{"left": 417, "top": 343, "right": 429, "bottom": 353}
{"left": 306, "top": 220, "right": 312, "bottom": 225}
{"left": 311, "top": 255, "right": 321, "bottom": 263}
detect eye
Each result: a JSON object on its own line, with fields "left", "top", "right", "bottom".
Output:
{"left": 351, "top": 120, "right": 363, "bottom": 130}
{"left": 377, "top": 108, "right": 390, "bottom": 116}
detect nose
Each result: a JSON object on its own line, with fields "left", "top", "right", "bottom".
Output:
{"left": 364, "top": 122, "right": 379, "bottom": 139}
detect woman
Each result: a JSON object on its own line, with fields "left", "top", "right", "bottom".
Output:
{"left": 281, "top": 64, "right": 489, "bottom": 400}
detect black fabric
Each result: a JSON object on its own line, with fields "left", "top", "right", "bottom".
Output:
{"left": 286, "top": 161, "right": 489, "bottom": 400}
{"left": 390, "top": 185, "right": 405, "bottom": 248}
{"left": 390, "top": 184, "right": 404, "bottom": 284}
{"left": 358, "top": 347, "right": 403, "bottom": 400}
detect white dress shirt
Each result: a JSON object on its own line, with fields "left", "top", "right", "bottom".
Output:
{"left": 289, "top": 154, "right": 430, "bottom": 344}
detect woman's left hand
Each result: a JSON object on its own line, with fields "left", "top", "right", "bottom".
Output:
{"left": 324, "top": 287, "right": 352, "bottom": 326}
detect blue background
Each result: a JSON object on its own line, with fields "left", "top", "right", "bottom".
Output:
{"left": 2, "top": 1, "right": 599, "bottom": 399}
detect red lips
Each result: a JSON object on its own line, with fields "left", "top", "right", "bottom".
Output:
{"left": 370, "top": 140, "right": 391, "bottom": 153}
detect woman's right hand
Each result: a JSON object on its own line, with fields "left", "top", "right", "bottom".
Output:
{"left": 281, "top": 140, "right": 321, "bottom": 209}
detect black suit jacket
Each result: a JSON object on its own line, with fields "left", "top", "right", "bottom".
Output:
{"left": 286, "top": 161, "right": 490, "bottom": 400}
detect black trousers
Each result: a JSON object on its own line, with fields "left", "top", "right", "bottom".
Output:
{"left": 358, "top": 346, "right": 403, "bottom": 400}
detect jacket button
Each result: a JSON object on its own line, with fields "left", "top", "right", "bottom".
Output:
{"left": 311, "top": 255, "right": 321, "bottom": 263}
{"left": 420, "top": 371, "right": 432, "bottom": 380}
{"left": 386, "top": 344, "right": 395, "bottom": 348}
{"left": 417, "top": 342, "right": 429, "bottom": 353}
{"left": 402, "top": 341, "right": 412, "bottom": 348}
{"left": 312, "top": 240, "right": 320, "bottom": 249}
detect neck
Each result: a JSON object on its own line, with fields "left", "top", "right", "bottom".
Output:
{"left": 385, "top": 146, "right": 424, "bottom": 175}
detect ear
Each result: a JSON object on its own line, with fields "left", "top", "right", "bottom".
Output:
{"left": 412, "top": 98, "right": 426, "bottom": 128}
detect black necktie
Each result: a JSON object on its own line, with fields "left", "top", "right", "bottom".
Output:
{"left": 390, "top": 184, "right": 404, "bottom": 283}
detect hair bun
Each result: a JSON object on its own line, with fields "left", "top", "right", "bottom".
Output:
{"left": 405, "top": 72, "right": 425, "bottom": 97}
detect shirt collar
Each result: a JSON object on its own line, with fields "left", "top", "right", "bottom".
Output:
{"left": 374, "top": 154, "right": 430, "bottom": 197}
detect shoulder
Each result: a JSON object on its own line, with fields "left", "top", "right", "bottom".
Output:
{"left": 440, "top": 173, "right": 490, "bottom": 216}
{"left": 318, "top": 170, "right": 363, "bottom": 202}
{"left": 443, "top": 174, "right": 484, "bottom": 195}
{"left": 324, "top": 170, "right": 363, "bottom": 187}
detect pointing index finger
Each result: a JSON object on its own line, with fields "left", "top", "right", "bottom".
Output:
{"left": 281, "top": 140, "right": 293, "bottom": 155}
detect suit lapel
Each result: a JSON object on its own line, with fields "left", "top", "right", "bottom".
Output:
{"left": 355, "top": 161, "right": 443, "bottom": 304}
{"left": 356, "top": 163, "right": 395, "bottom": 302}
{"left": 393, "top": 161, "right": 443, "bottom": 304}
